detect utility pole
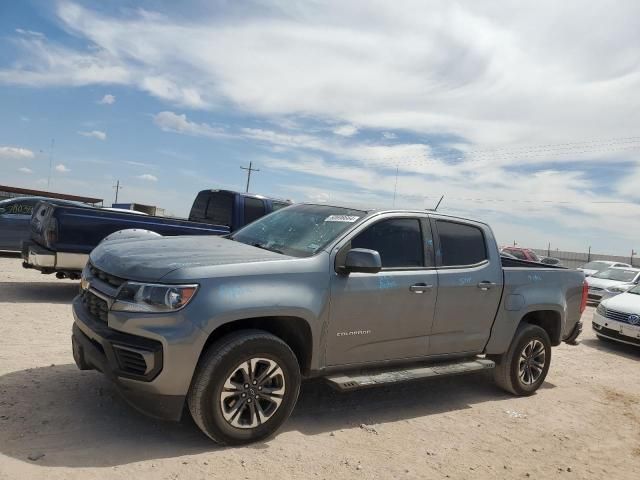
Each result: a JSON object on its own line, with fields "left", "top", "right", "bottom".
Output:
{"left": 547, "top": 242, "right": 551, "bottom": 257}
{"left": 392, "top": 166, "right": 399, "bottom": 207}
{"left": 47, "top": 138, "right": 55, "bottom": 190}
{"left": 240, "top": 161, "right": 260, "bottom": 193}
{"left": 113, "top": 180, "right": 123, "bottom": 204}
{"left": 631, "top": 249, "right": 637, "bottom": 267}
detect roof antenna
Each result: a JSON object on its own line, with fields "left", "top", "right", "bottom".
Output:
{"left": 433, "top": 195, "right": 445, "bottom": 211}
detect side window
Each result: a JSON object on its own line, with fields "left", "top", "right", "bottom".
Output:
{"left": 272, "top": 201, "right": 289, "bottom": 211}
{"left": 244, "top": 197, "right": 266, "bottom": 224}
{"left": 5, "top": 200, "right": 35, "bottom": 216}
{"left": 436, "top": 220, "right": 487, "bottom": 267}
{"left": 505, "top": 249, "right": 526, "bottom": 260}
{"left": 351, "top": 218, "right": 424, "bottom": 268}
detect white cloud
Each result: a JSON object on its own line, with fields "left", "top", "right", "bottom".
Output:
{"left": 137, "top": 173, "right": 158, "bottom": 182}
{"left": 153, "top": 111, "right": 226, "bottom": 138}
{"left": 78, "top": 129, "right": 107, "bottom": 140}
{"left": 3, "top": 1, "right": 640, "bottom": 253}
{"left": 55, "top": 164, "right": 70, "bottom": 173}
{"left": 98, "top": 93, "right": 115, "bottom": 104}
{"left": 15, "top": 28, "right": 44, "bottom": 38}
{"left": 333, "top": 125, "right": 358, "bottom": 137}
{"left": 0, "top": 146, "right": 35, "bottom": 160}
{"left": 18, "top": 167, "right": 33, "bottom": 174}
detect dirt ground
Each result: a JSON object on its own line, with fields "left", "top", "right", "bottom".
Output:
{"left": 0, "top": 253, "right": 639, "bottom": 480}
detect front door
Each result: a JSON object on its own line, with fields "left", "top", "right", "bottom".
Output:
{"left": 326, "top": 217, "right": 438, "bottom": 366}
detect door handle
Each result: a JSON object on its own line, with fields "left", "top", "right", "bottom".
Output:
{"left": 477, "top": 281, "right": 496, "bottom": 290}
{"left": 410, "top": 283, "right": 433, "bottom": 293}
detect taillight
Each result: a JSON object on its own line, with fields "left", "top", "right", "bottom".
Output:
{"left": 580, "top": 279, "right": 588, "bottom": 314}
{"left": 45, "top": 218, "right": 58, "bottom": 246}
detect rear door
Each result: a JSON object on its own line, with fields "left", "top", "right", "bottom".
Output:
{"left": 326, "top": 215, "right": 438, "bottom": 366}
{"left": 428, "top": 217, "right": 503, "bottom": 355}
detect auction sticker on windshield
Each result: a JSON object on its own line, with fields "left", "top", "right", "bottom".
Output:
{"left": 325, "top": 215, "right": 360, "bottom": 222}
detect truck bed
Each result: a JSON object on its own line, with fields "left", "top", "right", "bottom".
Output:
{"left": 31, "top": 202, "right": 229, "bottom": 255}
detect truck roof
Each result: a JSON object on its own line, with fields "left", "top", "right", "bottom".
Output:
{"left": 198, "top": 189, "right": 291, "bottom": 204}
{"left": 300, "top": 202, "right": 489, "bottom": 227}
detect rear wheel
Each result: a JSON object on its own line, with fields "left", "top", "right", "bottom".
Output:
{"left": 188, "top": 330, "right": 301, "bottom": 445}
{"left": 491, "top": 324, "right": 551, "bottom": 396}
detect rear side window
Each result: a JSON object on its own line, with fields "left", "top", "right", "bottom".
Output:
{"left": 272, "top": 201, "right": 289, "bottom": 211}
{"left": 205, "top": 193, "right": 234, "bottom": 226}
{"left": 436, "top": 220, "right": 487, "bottom": 267}
{"left": 189, "top": 192, "right": 210, "bottom": 221}
{"left": 351, "top": 218, "right": 424, "bottom": 268}
{"left": 244, "top": 197, "right": 266, "bottom": 224}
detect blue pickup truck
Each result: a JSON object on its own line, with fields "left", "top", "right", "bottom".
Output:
{"left": 22, "top": 189, "right": 290, "bottom": 278}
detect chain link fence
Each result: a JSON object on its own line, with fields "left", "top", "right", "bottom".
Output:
{"left": 531, "top": 248, "right": 638, "bottom": 269}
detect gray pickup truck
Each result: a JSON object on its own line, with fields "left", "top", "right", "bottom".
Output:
{"left": 71, "top": 204, "right": 587, "bottom": 445}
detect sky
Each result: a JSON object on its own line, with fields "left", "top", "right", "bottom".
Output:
{"left": 1, "top": 0, "right": 639, "bottom": 255}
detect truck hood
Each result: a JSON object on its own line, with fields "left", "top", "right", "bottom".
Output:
{"left": 90, "top": 235, "right": 286, "bottom": 282}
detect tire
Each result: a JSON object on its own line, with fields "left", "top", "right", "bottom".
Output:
{"left": 491, "top": 324, "right": 551, "bottom": 396}
{"left": 187, "top": 330, "right": 301, "bottom": 445}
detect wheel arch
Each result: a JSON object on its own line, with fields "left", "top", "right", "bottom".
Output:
{"left": 519, "top": 310, "right": 563, "bottom": 345}
{"left": 199, "top": 316, "right": 313, "bottom": 375}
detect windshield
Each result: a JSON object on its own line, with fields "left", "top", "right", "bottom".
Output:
{"left": 591, "top": 268, "right": 639, "bottom": 282}
{"left": 230, "top": 204, "right": 367, "bottom": 257}
{"left": 582, "top": 261, "right": 611, "bottom": 270}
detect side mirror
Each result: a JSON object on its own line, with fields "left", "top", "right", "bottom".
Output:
{"left": 343, "top": 248, "right": 382, "bottom": 274}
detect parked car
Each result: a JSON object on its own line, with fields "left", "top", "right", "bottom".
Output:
{"left": 0, "top": 196, "right": 88, "bottom": 252}
{"left": 578, "top": 260, "right": 632, "bottom": 277}
{"left": 500, "top": 246, "right": 540, "bottom": 262}
{"left": 586, "top": 267, "right": 640, "bottom": 303}
{"left": 22, "top": 189, "right": 290, "bottom": 278}
{"left": 71, "top": 203, "right": 587, "bottom": 444}
{"left": 540, "top": 256, "right": 563, "bottom": 267}
{"left": 593, "top": 286, "right": 640, "bottom": 347}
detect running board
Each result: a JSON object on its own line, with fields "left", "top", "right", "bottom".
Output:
{"left": 325, "top": 358, "right": 495, "bottom": 391}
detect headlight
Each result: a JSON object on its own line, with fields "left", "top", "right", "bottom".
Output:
{"left": 596, "top": 303, "right": 607, "bottom": 316}
{"left": 606, "top": 285, "right": 632, "bottom": 294}
{"left": 111, "top": 282, "right": 198, "bottom": 313}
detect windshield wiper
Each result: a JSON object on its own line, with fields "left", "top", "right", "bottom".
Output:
{"left": 251, "top": 242, "right": 285, "bottom": 255}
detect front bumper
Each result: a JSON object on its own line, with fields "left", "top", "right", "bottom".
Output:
{"left": 592, "top": 311, "right": 640, "bottom": 347}
{"left": 22, "top": 241, "right": 88, "bottom": 272}
{"left": 71, "top": 295, "right": 192, "bottom": 421}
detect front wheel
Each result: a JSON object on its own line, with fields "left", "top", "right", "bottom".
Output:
{"left": 491, "top": 324, "right": 551, "bottom": 396}
{"left": 187, "top": 330, "right": 301, "bottom": 445}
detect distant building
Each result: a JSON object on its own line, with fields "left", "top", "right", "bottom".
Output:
{"left": 112, "top": 202, "right": 166, "bottom": 217}
{"left": 0, "top": 184, "right": 103, "bottom": 205}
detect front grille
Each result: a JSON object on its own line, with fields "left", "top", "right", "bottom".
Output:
{"left": 605, "top": 308, "right": 640, "bottom": 325}
{"left": 89, "top": 263, "right": 125, "bottom": 288}
{"left": 113, "top": 347, "right": 148, "bottom": 375}
{"left": 82, "top": 290, "right": 108, "bottom": 323}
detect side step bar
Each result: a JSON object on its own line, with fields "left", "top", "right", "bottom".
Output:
{"left": 325, "top": 358, "right": 495, "bottom": 391}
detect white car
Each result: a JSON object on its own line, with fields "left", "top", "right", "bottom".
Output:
{"left": 593, "top": 287, "right": 640, "bottom": 347}
{"left": 586, "top": 267, "right": 640, "bottom": 303}
{"left": 578, "top": 260, "right": 631, "bottom": 277}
